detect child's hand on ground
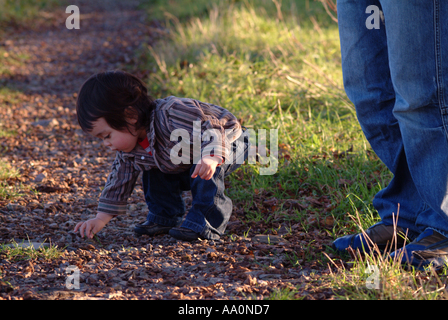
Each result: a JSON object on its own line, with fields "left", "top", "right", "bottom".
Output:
{"left": 74, "top": 213, "right": 112, "bottom": 239}
{"left": 191, "top": 156, "right": 221, "bottom": 180}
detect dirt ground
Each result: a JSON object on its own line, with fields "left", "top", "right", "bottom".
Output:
{"left": 0, "top": 0, "right": 338, "bottom": 300}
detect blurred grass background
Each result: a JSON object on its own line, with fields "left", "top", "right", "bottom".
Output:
{"left": 0, "top": 0, "right": 62, "bottom": 31}
{"left": 0, "top": 0, "right": 65, "bottom": 200}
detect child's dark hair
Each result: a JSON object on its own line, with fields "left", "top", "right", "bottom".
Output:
{"left": 76, "top": 70, "right": 156, "bottom": 134}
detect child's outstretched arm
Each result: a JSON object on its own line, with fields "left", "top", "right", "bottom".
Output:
{"left": 74, "top": 212, "right": 113, "bottom": 239}
{"left": 74, "top": 152, "right": 141, "bottom": 239}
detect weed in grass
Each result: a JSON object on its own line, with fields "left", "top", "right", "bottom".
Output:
{"left": 266, "top": 286, "right": 305, "bottom": 300}
{"left": 0, "top": 239, "right": 63, "bottom": 262}
{"left": 0, "top": 75, "right": 25, "bottom": 201}
{"left": 0, "top": 48, "right": 31, "bottom": 77}
{"left": 0, "top": 160, "right": 21, "bottom": 200}
{"left": 325, "top": 209, "right": 448, "bottom": 300}
{"left": 0, "top": 161, "right": 25, "bottom": 202}
{"left": 0, "top": 86, "right": 25, "bottom": 108}
{"left": 140, "top": 0, "right": 214, "bottom": 21}
{"left": 0, "top": 160, "right": 18, "bottom": 181}
{"left": 327, "top": 248, "right": 448, "bottom": 300}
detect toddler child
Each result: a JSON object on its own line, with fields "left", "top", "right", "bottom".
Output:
{"left": 74, "top": 70, "right": 249, "bottom": 241}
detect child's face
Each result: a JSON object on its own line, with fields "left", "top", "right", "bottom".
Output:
{"left": 90, "top": 117, "right": 143, "bottom": 153}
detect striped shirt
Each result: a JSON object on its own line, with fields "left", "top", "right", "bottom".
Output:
{"left": 97, "top": 96, "right": 242, "bottom": 216}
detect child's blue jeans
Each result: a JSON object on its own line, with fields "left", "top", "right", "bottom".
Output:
{"left": 338, "top": 0, "right": 448, "bottom": 238}
{"left": 142, "top": 134, "right": 249, "bottom": 240}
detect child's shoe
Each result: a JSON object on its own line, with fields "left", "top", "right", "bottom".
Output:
{"left": 332, "top": 222, "right": 408, "bottom": 254}
{"left": 169, "top": 227, "right": 201, "bottom": 242}
{"left": 134, "top": 221, "right": 172, "bottom": 237}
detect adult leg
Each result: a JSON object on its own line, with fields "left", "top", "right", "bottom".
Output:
{"left": 338, "top": 0, "right": 428, "bottom": 236}
{"left": 380, "top": 0, "right": 448, "bottom": 268}
{"left": 379, "top": 0, "right": 448, "bottom": 236}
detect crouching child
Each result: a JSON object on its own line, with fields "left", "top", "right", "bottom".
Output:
{"left": 74, "top": 70, "right": 249, "bottom": 241}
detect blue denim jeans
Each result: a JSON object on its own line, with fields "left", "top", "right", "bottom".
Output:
{"left": 338, "top": 0, "right": 448, "bottom": 238}
{"left": 143, "top": 133, "right": 250, "bottom": 240}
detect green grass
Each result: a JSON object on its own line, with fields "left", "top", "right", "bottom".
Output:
{"left": 0, "top": 240, "right": 63, "bottom": 262}
{"left": 0, "top": 48, "right": 31, "bottom": 78}
{"left": 265, "top": 287, "right": 306, "bottom": 300}
{"left": 0, "top": 72, "right": 22, "bottom": 201}
{"left": 0, "top": 0, "right": 55, "bottom": 73}
{"left": 0, "top": 0, "right": 61, "bottom": 29}
{"left": 0, "top": 0, "right": 39, "bottom": 198}
{"left": 0, "top": 240, "right": 62, "bottom": 295}
{"left": 0, "top": 86, "right": 24, "bottom": 107}
{"left": 140, "top": 0, "right": 215, "bottom": 21}
{"left": 0, "top": 161, "right": 19, "bottom": 181}
{"left": 136, "top": 0, "right": 448, "bottom": 299}
{"left": 325, "top": 220, "right": 448, "bottom": 300}
{"left": 0, "top": 159, "right": 21, "bottom": 200}
{"left": 0, "top": 0, "right": 37, "bottom": 199}
{"left": 139, "top": 0, "right": 378, "bottom": 230}
{"left": 0, "top": 86, "right": 23, "bottom": 144}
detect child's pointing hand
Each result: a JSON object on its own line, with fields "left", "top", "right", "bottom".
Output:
{"left": 74, "top": 213, "right": 112, "bottom": 239}
{"left": 191, "top": 156, "right": 221, "bottom": 180}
